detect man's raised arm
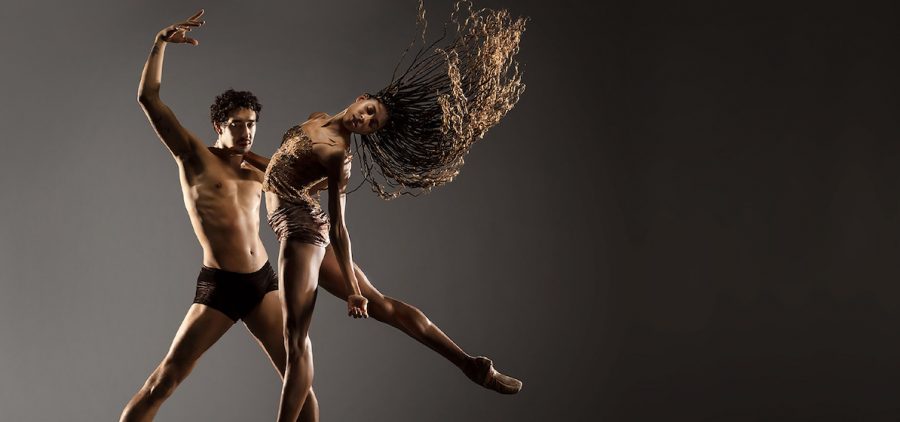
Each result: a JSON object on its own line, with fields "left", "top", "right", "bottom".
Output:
{"left": 137, "top": 10, "right": 206, "bottom": 159}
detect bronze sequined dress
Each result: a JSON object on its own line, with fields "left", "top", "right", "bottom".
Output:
{"left": 262, "top": 124, "right": 332, "bottom": 247}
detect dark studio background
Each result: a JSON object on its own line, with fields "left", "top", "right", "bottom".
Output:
{"left": 0, "top": 0, "right": 897, "bottom": 421}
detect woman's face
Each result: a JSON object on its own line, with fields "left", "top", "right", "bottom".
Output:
{"left": 343, "top": 95, "right": 389, "bottom": 135}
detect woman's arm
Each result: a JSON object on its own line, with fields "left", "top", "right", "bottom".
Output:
{"left": 309, "top": 154, "right": 350, "bottom": 193}
{"left": 324, "top": 149, "right": 368, "bottom": 318}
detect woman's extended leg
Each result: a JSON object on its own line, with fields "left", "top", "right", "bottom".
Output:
{"left": 317, "top": 246, "right": 522, "bottom": 394}
{"left": 277, "top": 240, "right": 325, "bottom": 422}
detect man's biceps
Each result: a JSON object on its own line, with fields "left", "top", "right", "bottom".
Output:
{"left": 159, "top": 130, "right": 201, "bottom": 156}
{"left": 146, "top": 107, "right": 183, "bottom": 134}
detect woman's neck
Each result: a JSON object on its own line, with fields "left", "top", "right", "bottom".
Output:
{"left": 322, "top": 109, "right": 351, "bottom": 138}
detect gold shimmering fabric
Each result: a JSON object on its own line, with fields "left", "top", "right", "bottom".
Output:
{"left": 263, "top": 125, "right": 331, "bottom": 246}
{"left": 263, "top": 125, "right": 328, "bottom": 201}
{"left": 266, "top": 199, "right": 330, "bottom": 247}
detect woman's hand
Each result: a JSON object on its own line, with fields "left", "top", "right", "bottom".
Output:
{"left": 347, "top": 294, "right": 368, "bottom": 319}
{"left": 157, "top": 10, "right": 205, "bottom": 45}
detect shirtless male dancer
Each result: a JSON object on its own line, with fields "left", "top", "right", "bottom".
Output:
{"left": 121, "top": 10, "right": 520, "bottom": 422}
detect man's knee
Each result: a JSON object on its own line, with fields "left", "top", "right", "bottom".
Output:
{"left": 145, "top": 359, "right": 190, "bottom": 401}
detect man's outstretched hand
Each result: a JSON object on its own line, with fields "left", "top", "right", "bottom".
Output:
{"left": 157, "top": 9, "right": 205, "bottom": 45}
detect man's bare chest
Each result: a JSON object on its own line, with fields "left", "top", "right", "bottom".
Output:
{"left": 180, "top": 159, "right": 263, "bottom": 206}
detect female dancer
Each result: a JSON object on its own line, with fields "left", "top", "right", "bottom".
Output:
{"left": 262, "top": 2, "right": 527, "bottom": 420}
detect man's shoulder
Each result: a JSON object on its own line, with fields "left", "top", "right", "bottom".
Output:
{"left": 175, "top": 146, "right": 232, "bottom": 181}
{"left": 240, "top": 161, "right": 266, "bottom": 182}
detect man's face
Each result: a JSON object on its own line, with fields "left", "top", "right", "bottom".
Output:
{"left": 216, "top": 108, "right": 257, "bottom": 153}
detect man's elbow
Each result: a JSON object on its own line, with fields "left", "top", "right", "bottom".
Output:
{"left": 136, "top": 93, "right": 151, "bottom": 106}
{"left": 137, "top": 89, "right": 159, "bottom": 107}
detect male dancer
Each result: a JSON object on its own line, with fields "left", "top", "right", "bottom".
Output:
{"left": 121, "top": 10, "right": 520, "bottom": 422}
{"left": 120, "top": 10, "right": 316, "bottom": 422}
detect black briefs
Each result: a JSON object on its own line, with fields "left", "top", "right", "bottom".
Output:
{"left": 192, "top": 262, "right": 279, "bottom": 321}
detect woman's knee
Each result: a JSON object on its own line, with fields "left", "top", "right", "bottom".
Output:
{"left": 383, "top": 297, "right": 431, "bottom": 328}
{"left": 283, "top": 307, "right": 313, "bottom": 333}
{"left": 283, "top": 329, "right": 312, "bottom": 357}
{"left": 363, "top": 293, "right": 391, "bottom": 320}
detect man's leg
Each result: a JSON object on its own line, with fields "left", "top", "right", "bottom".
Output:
{"left": 120, "top": 304, "right": 234, "bottom": 422}
{"left": 317, "top": 247, "right": 522, "bottom": 394}
{"left": 244, "top": 291, "right": 319, "bottom": 422}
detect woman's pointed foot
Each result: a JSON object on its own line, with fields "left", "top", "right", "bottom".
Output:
{"left": 464, "top": 356, "right": 522, "bottom": 395}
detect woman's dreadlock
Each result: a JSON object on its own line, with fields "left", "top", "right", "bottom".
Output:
{"left": 355, "top": 0, "right": 527, "bottom": 199}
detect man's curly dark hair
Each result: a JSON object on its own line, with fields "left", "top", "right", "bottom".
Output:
{"left": 210, "top": 89, "right": 262, "bottom": 125}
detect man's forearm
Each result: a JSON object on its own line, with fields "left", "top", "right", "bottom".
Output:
{"left": 243, "top": 151, "right": 271, "bottom": 172}
{"left": 137, "top": 39, "right": 167, "bottom": 102}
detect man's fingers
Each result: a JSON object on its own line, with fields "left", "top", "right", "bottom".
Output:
{"left": 164, "top": 27, "right": 187, "bottom": 41}
{"left": 189, "top": 9, "right": 205, "bottom": 20}
{"left": 186, "top": 37, "right": 199, "bottom": 46}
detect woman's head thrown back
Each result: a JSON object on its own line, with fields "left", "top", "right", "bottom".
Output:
{"left": 341, "top": 94, "right": 390, "bottom": 136}
{"left": 353, "top": 0, "right": 527, "bottom": 199}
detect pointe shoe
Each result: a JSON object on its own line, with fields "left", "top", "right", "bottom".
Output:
{"left": 464, "top": 356, "right": 522, "bottom": 395}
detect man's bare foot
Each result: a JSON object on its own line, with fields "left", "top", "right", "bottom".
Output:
{"left": 463, "top": 356, "right": 522, "bottom": 395}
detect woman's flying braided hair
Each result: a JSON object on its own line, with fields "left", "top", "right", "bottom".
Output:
{"left": 356, "top": 0, "right": 527, "bottom": 199}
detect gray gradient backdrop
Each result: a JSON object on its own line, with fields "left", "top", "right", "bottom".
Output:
{"left": 1, "top": 0, "right": 898, "bottom": 421}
